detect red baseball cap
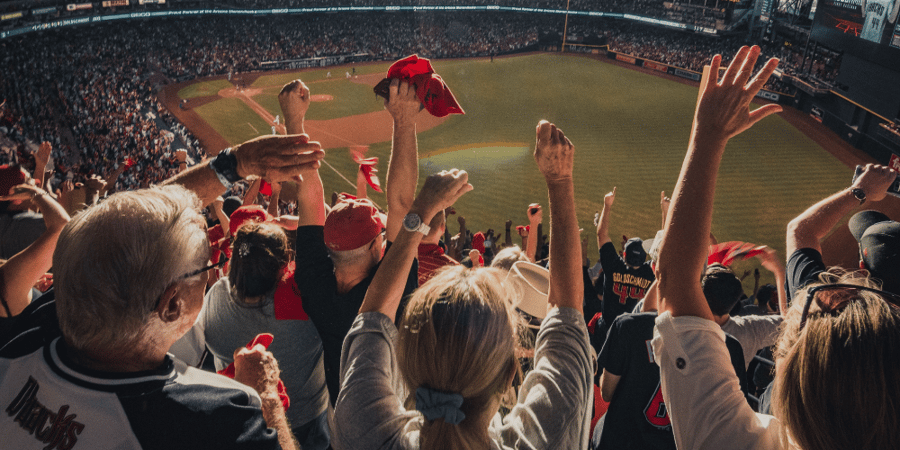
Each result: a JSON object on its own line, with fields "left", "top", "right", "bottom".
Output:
{"left": 229, "top": 205, "right": 273, "bottom": 237}
{"left": 0, "top": 164, "right": 27, "bottom": 197}
{"left": 324, "top": 198, "right": 385, "bottom": 251}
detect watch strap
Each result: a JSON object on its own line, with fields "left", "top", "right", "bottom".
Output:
{"left": 209, "top": 148, "right": 241, "bottom": 187}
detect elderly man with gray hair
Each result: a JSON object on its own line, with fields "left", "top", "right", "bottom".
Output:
{"left": 0, "top": 133, "right": 323, "bottom": 450}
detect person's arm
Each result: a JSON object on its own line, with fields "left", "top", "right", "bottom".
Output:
{"left": 504, "top": 219, "right": 513, "bottom": 248}
{"left": 596, "top": 187, "right": 615, "bottom": 249}
{"left": 757, "top": 247, "right": 788, "bottom": 314}
{"left": 359, "top": 170, "right": 472, "bottom": 321}
{"left": 785, "top": 163, "right": 895, "bottom": 256}
{"left": 658, "top": 46, "right": 782, "bottom": 319}
{"left": 525, "top": 204, "right": 541, "bottom": 262}
{"left": 233, "top": 345, "right": 299, "bottom": 450}
{"left": 243, "top": 178, "right": 262, "bottom": 206}
{"left": 162, "top": 134, "right": 323, "bottom": 208}
{"left": 34, "top": 141, "right": 51, "bottom": 190}
{"left": 211, "top": 196, "right": 232, "bottom": 239}
{"left": 266, "top": 182, "right": 281, "bottom": 218}
{"left": 660, "top": 190, "right": 671, "bottom": 230}
{"left": 534, "top": 121, "right": 582, "bottom": 312}
{"left": 102, "top": 163, "right": 127, "bottom": 196}
{"left": 384, "top": 79, "right": 421, "bottom": 243}
{"left": 278, "top": 79, "right": 310, "bottom": 136}
{"left": 640, "top": 279, "right": 660, "bottom": 312}
{"left": 599, "top": 371, "right": 622, "bottom": 402}
{"left": 456, "top": 215, "right": 467, "bottom": 256}
{"left": 0, "top": 185, "right": 70, "bottom": 317}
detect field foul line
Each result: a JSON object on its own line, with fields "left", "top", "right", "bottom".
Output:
{"left": 247, "top": 122, "right": 259, "bottom": 133}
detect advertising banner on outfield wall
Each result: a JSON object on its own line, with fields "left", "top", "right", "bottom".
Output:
{"left": 103, "top": 0, "right": 130, "bottom": 7}
{"left": 616, "top": 54, "right": 637, "bottom": 64}
{"left": 755, "top": 90, "right": 780, "bottom": 102}
{"left": 672, "top": 68, "right": 701, "bottom": 81}
{"left": 66, "top": 3, "right": 93, "bottom": 11}
{"left": 1, "top": 11, "right": 23, "bottom": 20}
{"left": 31, "top": 7, "right": 57, "bottom": 14}
{"left": 643, "top": 60, "right": 668, "bottom": 73}
{"left": 138, "top": 0, "right": 166, "bottom": 4}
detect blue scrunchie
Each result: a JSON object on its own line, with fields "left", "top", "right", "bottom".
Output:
{"left": 415, "top": 386, "right": 466, "bottom": 425}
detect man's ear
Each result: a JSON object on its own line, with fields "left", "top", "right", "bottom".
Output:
{"left": 155, "top": 283, "right": 182, "bottom": 324}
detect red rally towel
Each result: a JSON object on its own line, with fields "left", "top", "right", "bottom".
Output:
{"left": 351, "top": 146, "right": 382, "bottom": 193}
{"left": 384, "top": 54, "right": 465, "bottom": 118}
{"left": 707, "top": 241, "right": 766, "bottom": 267}
{"left": 218, "top": 333, "right": 291, "bottom": 410}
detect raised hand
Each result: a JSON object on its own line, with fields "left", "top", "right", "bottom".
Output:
{"left": 694, "top": 45, "right": 782, "bottom": 141}
{"left": 0, "top": 183, "right": 42, "bottom": 203}
{"left": 412, "top": 169, "right": 473, "bottom": 218}
{"left": 851, "top": 163, "right": 897, "bottom": 203}
{"left": 385, "top": 79, "right": 421, "bottom": 124}
{"left": 527, "top": 203, "right": 542, "bottom": 224}
{"left": 604, "top": 187, "right": 617, "bottom": 208}
{"left": 232, "top": 134, "right": 324, "bottom": 183}
{"left": 37, "top": 141, "right": 51, "bottom": 165}
{"left": 278, "top": 79, "right": 310, "bottom": 134}
{"left": 233, "top": 344, "right": 281, "bottom": 397}
{"left": 534, "top": 120, "right": 574, "bottom": 183}
{"left": 660, "top": 190, "right": 670, "bottom": 213}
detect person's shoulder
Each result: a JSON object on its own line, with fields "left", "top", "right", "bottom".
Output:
{"left": 171, "top": 359, "right": 262, "bottom": 408}
{"left": 0, "top": 291, "right": 59, "bottom": 358}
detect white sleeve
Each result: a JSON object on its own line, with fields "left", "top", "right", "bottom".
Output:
{"left": 651, "top": 312, "right": 786, "bottom": 450}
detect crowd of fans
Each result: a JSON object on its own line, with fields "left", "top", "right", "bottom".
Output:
{"left": 3, "top": 44, "right": 899, "bottom": 450}
{"left": 0, "top": 12, "right": 841, "bottom": 198}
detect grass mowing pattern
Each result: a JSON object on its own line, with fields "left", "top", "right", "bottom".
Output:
{"left": 184, "top": 53, "right": 854, "bottom": 290}
{"left": 194, "top": 98, "right": 273, "bottom": 145}
{"left": 177, "top": 80, "right": 235, "bottom": 99}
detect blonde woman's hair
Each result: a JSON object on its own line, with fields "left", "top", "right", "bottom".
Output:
{"left": 772, "top": 268, "right": 900, "bottom": 450}
{"left": 397, "top": 266, "right": 524, "bottom": 450}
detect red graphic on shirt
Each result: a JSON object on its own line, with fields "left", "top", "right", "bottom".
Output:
{"left": 644, "top": 382, "right": 671, "bottom": 429}
{"left": 6, "top": 377, "right": 85, "bottom": 449}
{"left": 612, "top": 283, "right": 646, "bottom": 305}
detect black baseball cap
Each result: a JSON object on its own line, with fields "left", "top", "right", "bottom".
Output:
{"left": 623, "top": 237, "right": 647, "bottom": 266}
{"left": 849, "top": 210, "right": 900, "bottom": 294}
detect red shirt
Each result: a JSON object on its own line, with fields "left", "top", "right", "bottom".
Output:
{"left": 417, "top": 243, "right": 459, "bottom": 286}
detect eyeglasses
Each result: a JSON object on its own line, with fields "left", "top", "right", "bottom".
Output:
{"left": 151, "top": 256, "right": 229, "bottom": 313}
{"left": 179, "top": 256, "right": 229, "bottom": 280}
{"left": 799, "top": 283, "right": 900, "bottom": 331}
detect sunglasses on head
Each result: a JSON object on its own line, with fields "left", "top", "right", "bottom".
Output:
{"left": 799, "top": 283, "right": 900, "bottom": 331}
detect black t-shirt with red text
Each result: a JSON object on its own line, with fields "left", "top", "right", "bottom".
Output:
{"left": 598, "top": 242, "right": 654, "bottom": 333}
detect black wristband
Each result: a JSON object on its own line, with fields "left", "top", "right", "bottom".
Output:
{"left": 209, "top": 148, "right": 241, "bottom": 185}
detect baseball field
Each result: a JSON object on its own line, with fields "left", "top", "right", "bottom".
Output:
{"left": 164, "top": 52, "right": 877, "bottom": 290}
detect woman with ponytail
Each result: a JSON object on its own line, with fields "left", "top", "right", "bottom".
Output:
{"left": 199, "top": 222, "right": 331, "bottom": 450}
{"left": 333, "top": 123, "right": 594, "bottom": 450}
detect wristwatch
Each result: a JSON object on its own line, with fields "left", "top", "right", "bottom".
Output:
{"left": 402, "top": 213, "right": 431, "bottom": 235}
{"left": 851, "top": 187, "right": 866, "bottom": 204}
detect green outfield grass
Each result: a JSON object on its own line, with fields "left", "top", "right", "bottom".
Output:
{"left": 177, "top": 80, "right": 235, "bottom": 99}
{"left": 193, "top": 98, "right": 273, "bottom": 145}
{"left": 181, "top": 54, "right": 854, "bottom": 291}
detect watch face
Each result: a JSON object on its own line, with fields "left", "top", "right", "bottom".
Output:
{"left": 403, "top": 214, "right": 421, "bottom": 230}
